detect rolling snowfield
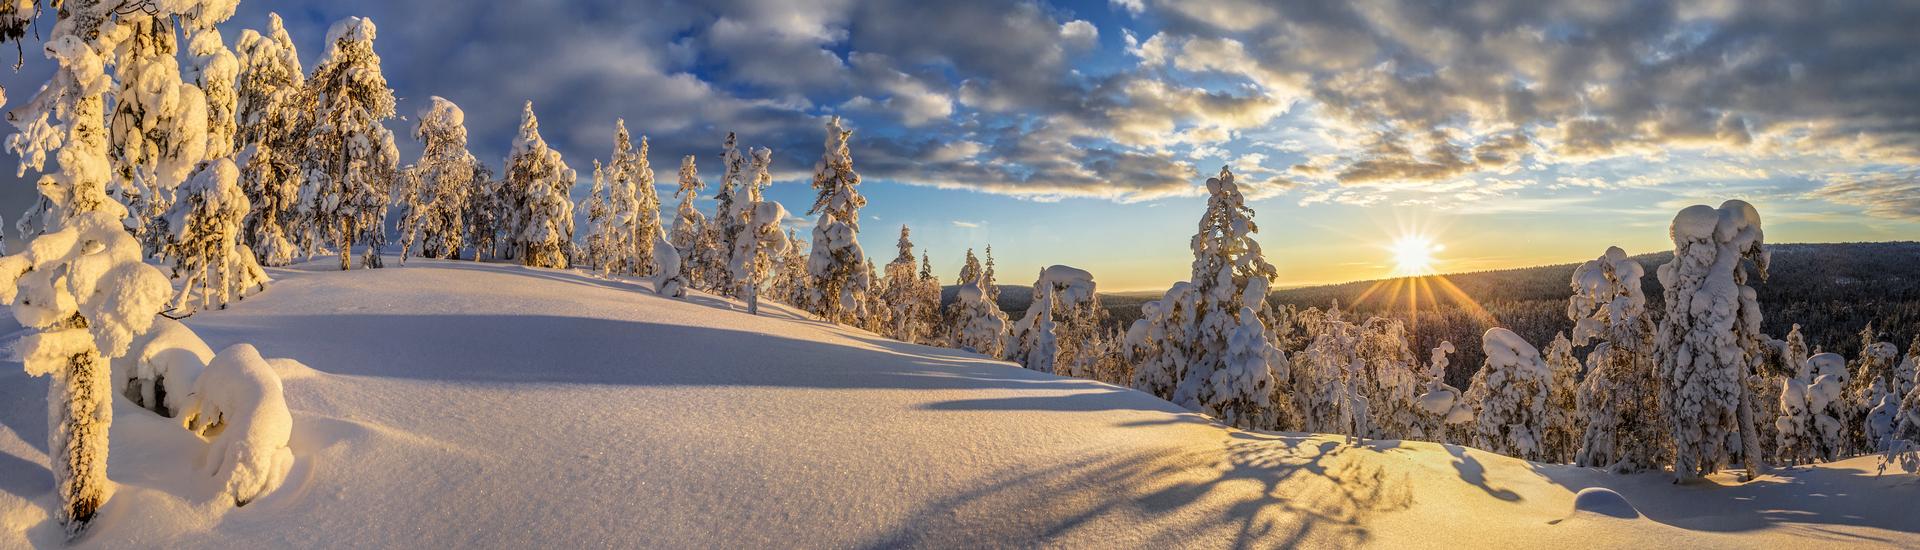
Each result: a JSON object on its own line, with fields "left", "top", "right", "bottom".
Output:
{"left": 0, "top": 259, "right": 1915, "bottom": 548}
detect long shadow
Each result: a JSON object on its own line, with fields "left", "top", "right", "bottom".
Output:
{"left": 1524, "top": 461, "right": 1920, "bottom": 537}
{"left": 178, "top": 312, "right": 1115, "bottom": 394}
{"left": 861, "top": 435, "right": 1412, "bottom": 548}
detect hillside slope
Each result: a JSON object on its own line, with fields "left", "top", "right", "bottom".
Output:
{"left": 0, "top": 260, "right": 1914, "bottom": 548}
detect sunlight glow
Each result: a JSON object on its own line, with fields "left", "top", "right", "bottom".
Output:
{"left": 1390, "top": 236, "right": 1442, "bottom": 276}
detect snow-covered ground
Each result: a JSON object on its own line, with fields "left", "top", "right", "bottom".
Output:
{"left": 0, "top": 259, "right": 1915, "bottom": 548}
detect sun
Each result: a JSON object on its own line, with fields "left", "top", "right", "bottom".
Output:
{"left": 1389, "top": 235, "right": 1443, "bottom": 276}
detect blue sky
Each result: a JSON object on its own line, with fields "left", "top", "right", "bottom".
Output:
{"left": 3, "top": 0, "right": 1917, "bottom": 290}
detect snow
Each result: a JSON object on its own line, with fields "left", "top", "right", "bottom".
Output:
{"left": 179, "top": 344, "right": 293, "bottom": 506}
{"left": 0, "top": 259, "right": 1913, "bottom": 547}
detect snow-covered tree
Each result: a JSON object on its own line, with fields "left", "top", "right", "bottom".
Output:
{"left": 106, "top": 9, "right": 216, "bottom": 254}
{"left": 982, "top": 245, "right": 1001, "bottom": 303}
{"left": 950, "top": 274, "right": 1010, "bottom": 358}
{"left": 606, "top": 123, "right": 659, "bottom": 276}
{"left": 1569, "top": 246, "right": 1666, "bottom": 472}
{"left": 1541, "top": 332, "right": 1582, "bottom": 463}
{"left": 163, "top": 158, "right": 268, "bottom": 312}
{"left": 1414, "top": 341, "right": 1475, "bottom": 441}
{"left": 1, "top": 3, "right": 181, "bottom": 532}
{"left": 502, "top": 101, "right": 575, "bottom": 268}
{"left": 233, "top": 13, "right": 305, "bottom": 266}
{"left": 1655, "top": 201, "right": 1769, "bottom": 481}
{"left": 1463, "top": 328, "right": 1553, "bottom": 461}
{"left": 1012, "top": 265, "right": 1098, "bottom": 374}
{"left": 1352, "top": 317, "right": 1439, "bottom": 441}
{"left": 299, "top": 17, "right": 399, "bottom": 270}
{"left": 769, "top": 228, "right": 809, "bottom": 306}
{"left": 882, "top": 225, "right": 925, "bottom": 342}
{"left": 461, "top": 162, "right": 502, "bottom": 261}
{"left": 416, "top": 98, "right": 476, "bottom": 260}
{"left": 398, "top": 96, "right": 476, "bottom": 263}
{"left": 705, "top": 132, "right": 747, "bottom": 294}
{"left": 803, "top": 117, "right": 870, "bottom": 325}
{"left": 730, "top": 200, "right": 790, "bottom": 315}
{"left": 915, "top": 254, "right": 943, "bottom": 345}
{"left": 650, "top": 231, "right": 687, "bottom": 298}
{"left": 1805, "top": 352, "right": 1852, "bottom": 460}
{"left": 1288, "top": 310, "right": 1367, "bottom": 436}
{"left": 670, "top": 155, "right": 711, "bottom": 289}
{"left": 582, "top": 159, "right": 614, "bottom": 272}
{"left": 1152, "top": 166, "right": 1287, "bottom": 430}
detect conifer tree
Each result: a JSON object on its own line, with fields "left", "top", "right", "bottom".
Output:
{"left": 233, "top": 13, "right": 305, "bottom": 265}
{"left": 671, "top": 155, "right": 711, "bottom": 289}
{"left": 804, "top": 117, "right": 870, "bottom": 325}
{"left": 300, "top": 17, "right": 399, "bottom": 270}
{"left": 502, "top": 101, "right": 575, "bottom": 268}
{"left": 1657, "top": 201, "right": 1769, "bottom": 481}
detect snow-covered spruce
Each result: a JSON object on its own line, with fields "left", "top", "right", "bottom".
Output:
{"left": 1569, "top": 246, "right": 1666, "bottom": 472}
{"left": 186, "top": 22, "right": 239, "bottom": 161}
{"left": 299, "top": 16, "right": 400, "bottom": 270}
{"left": 915, "top": 254, "right": 943, "bottom": 347}
{"left": 502, "top": 101, "right": 575, "bottom": 269}
{"left": 1655, "top": 201, "right": 1770, "bottom": 481}
{"left": 601, "top": 122, "right": 659, "bottom": 276}
{"left": 583, "top": 160, "right": 615, "bottom": 272}
{"left": 163, "top": 158, "right": 269, "bottom": 312}
{"left": 233, "top": 12, "right": 306, "bottom": 266}
{"left": 1463, "top": 328, "right": 1553, "bottom": 461}
{"left": 1805, "top": 352, "right": 1853, "bottom": 461}
{"left": 1542, "top": 332, "right": 1583, "bottom": 463}
{"left": 1130, "top": 167, "right": 1285, "bottom": 430}
{"left": 881, "top": 226, "right": 927, "bottom": 343}
{"left": 705, "top": 132, "right": 747, "bottom": 295}
{"left": 650, "top": 231, "right": 687, "bottom": 298}
{"left": 1288, "top": 309, "right": 1367, "bottom": 436}
{"left": 1414, "top": 341, "right": 1475, "bottom": 434}
{"left": 768, "top": 229, "right": 809, "bottom": 307}
{"left": 803, "top": 117, "right": 870, "bottom": 326}
{"left": 106, "top": 8, "right": 217, "bottom": 255}
{"left": 181, "top": 343, "right": 295, "bottom": 507}
{"left": 398, "top": 96, "right": 477, "bottom": 262}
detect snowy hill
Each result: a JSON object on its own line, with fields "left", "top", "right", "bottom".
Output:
{"left": 1, "top": 259, "right": 1916, "bottom": 548}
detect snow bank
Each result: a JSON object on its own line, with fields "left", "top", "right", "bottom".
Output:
{"left": 1567, "top": 487, "right": 1640, "bottom": 520}
{"left": 181, "top": 344, "right": 294, "bottom": 506}
{"left": 114, "top": 318, "right": 216, "bottom": 417}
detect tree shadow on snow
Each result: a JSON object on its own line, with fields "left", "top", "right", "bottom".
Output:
{"left": 179, "top": 312, "right": 1101, "bottom": 394}
{"left": 1523, "top": 461, "right": 1920, "bottom": 540}
{"left": 861, "top": 434, "right": 1414, "bottom": 548}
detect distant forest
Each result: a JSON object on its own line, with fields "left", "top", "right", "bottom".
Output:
{"left": 965, "top": 242, "right": 1920, "bottom": 388}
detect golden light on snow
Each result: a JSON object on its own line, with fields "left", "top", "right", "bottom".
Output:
{"left": 1389, "top": 235, "right": 1443, "bottom": 276}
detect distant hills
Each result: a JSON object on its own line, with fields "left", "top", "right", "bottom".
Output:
{"left": 960, "top": 242, "right": 1920, "bottom": 386}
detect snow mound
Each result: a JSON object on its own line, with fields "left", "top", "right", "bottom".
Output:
{"left": 1567, "top": 487, "right": 1640, "bottom": 520}
{"left": 181, "top": 344, "right": 294, "bottom": 506}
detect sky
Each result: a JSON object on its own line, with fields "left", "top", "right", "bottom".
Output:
{"left": 1, "top": 0, "right": 1917, "bottom": 291}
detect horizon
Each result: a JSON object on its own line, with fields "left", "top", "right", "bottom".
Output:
{"left": 3, "top": 0, "right": 1918, "bottom": 292}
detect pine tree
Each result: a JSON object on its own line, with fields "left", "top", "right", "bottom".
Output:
{"left": 233, "top": 13, "right": 305, "bottom": 266}
{"left": 461, "top": 162, "right": 502, "bottom": 261}
{"left": 1542, "top": 332, "right": 1583, "bottom": 463}
{"left": 670, "top": 155, "right": 711, "bottom": 289}
{"left": 608, "top": 123, "right": 660, "bottom": 276}
{"left": 299, "top": 17, "right": 399, "bottom": 270}
{"left": 0, "top": 0, "right": 188, "bottom": 534}
{"left": 1656, "top": 201, "right": 1769, "bottom": 481}
{"left": 916, "top": 253, "right": 943, "bottom": 345}
{"left": 804, "top": 117, "right": 870, "bottom": 325}
{"left": 502, "top": 101, "right": 575, "bottom": 269}
{"left": 582, "top": 159, "right": 613, "bottom": 272}
{"left": 982, "top": 245, "right": 1001, "bottom": 303}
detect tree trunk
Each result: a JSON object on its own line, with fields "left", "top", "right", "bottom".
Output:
{"left": 52, "top": 346, "right": 109, "bottom": 538}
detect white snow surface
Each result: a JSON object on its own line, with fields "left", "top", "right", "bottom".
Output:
{"left": 0, "top": 258, "right": 1915, "bottom": 548}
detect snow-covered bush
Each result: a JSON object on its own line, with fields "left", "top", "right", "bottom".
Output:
{"left": 1568, "top": 246, "right": 1666, "bottom": 472}
{"left": 1463, "top": 328, "right": 1552, "bottom": 461}
{"left": 502, "top": 101, "right": 575, "bottom": 269}
{"left": 181, "top": 343, "right": 295, "bottom": 507}
{"left": 650, "top": 232, "right": 687, "bottom": 298}
{"left": 163, "top": 158, "right": 269, "bottom": 312}
{"left": 115, "top": 318, "right": 215, "bottom": 418}
{"left": 234, "top": 13, "right": 306, "bottom": 266}
{"left": 399, "top": 96, "right": 476, "bottom": 262}
{"left": 1655, "top": 201, "right": 1770, "bottom": 480}
{"left": 803, "top": 117, "right": 870, "bottom": 326}
{"left": 1775, "top": 377, "right": 1817, "bottom": 465}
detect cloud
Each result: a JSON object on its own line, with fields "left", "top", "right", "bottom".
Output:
{"left": 1809, "top": 172, "right": 1920, "bottom": 220}
{"left": 951, "top": 220, "right": 983, "bottom": 228}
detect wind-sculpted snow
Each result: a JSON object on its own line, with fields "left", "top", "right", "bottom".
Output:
{"left": 0, "top": 259, "right": 1913, "bottom": 547}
